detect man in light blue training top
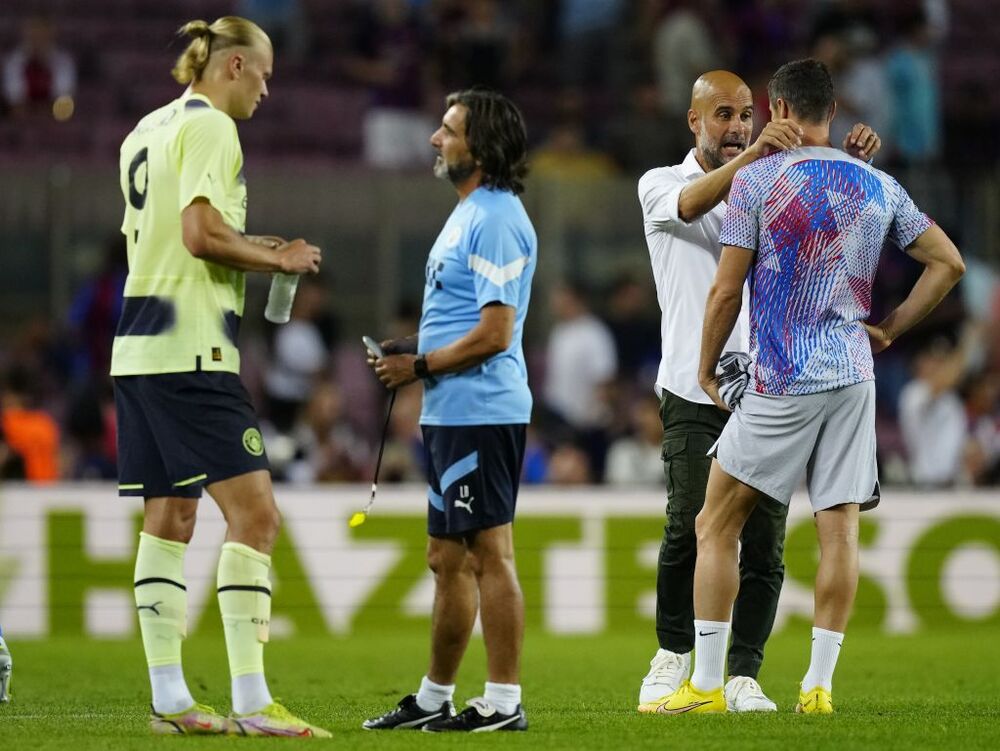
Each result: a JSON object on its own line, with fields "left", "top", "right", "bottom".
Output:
{"left": 365, "top": 88, "right": 535, "bottom": 733}
{"left": 656, "top": 58, "right": 964, "bottom": 716}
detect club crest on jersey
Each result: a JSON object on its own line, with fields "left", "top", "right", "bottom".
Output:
{"left": 445, "top": 225, "right": 463, "bottom": 248}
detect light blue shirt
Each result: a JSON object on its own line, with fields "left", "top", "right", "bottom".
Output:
{"left": 418, "top": 186, "right": 537, "bottom": 426}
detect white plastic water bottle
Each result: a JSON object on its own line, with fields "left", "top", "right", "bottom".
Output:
{"left": 264, "top": 273, "right": 300, "bottom": 324}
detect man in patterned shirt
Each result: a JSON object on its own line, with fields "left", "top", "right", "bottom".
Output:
{"left": 656, "top": 59, "right": 965, "bottom": 715}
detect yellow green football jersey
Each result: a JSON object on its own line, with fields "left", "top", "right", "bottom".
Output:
{"left": 111, "top": 92, "right": 248, "bottom": 376}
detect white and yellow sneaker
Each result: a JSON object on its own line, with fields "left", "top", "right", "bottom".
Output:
{"left": 637, "top": 649, "right": 690, "bottom": 710}
{"left": 652, "top": 680, "right": 727, "bottom": 715}
{"left": 232, "top": 701, "right": 332, "bottom": 738}
{"left": 150, "top": 703, "right": 236, "bottom": 735}
{"left": 725, "top": 676, "right": 777, "bottom": 712}
{"left": 795, "top": 684, "right": 833, "bottom": 714}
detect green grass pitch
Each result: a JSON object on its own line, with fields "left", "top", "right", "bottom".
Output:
{"left": 2, "top": 626, "right": 999, "bottom": 749}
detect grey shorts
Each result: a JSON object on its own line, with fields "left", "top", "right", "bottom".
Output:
{"left": 711, "top": 380, "right": 880, "bottom": 513}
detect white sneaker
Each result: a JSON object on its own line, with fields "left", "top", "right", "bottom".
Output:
{"left": 0, "top": 639, "right": 11, "bottom": 703}
{"left": 637, "top": 649, "right": 691, "bottom": 706}
{"left": 725, "top": 676, "right": 777, "bottom": 712}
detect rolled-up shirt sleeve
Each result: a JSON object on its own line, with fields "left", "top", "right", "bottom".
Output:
{"left": 638, "top": 168, "right": 688, "bottom": 230}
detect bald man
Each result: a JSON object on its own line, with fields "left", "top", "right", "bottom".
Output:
{"left": 636, "top": 70, "right": 879, "bottom": 713}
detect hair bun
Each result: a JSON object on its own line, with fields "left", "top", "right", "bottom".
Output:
{"left": 182, "top": 20, "right": 212, "bottom": 38}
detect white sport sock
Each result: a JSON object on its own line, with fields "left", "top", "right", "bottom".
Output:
{"left": 416, "top": 675, "right": 455, "bottom": 712}
{"left": 232, "top": 671, "right": 273, "bottom": 715}
{"left": 802, "top": 627, "right": 844, "bottom": 692}
{"left": 690, "top": 619, "right": 731, "bottom": 692}
{"left": 484, "top": 682, "right": 521, "bottom": 715}
{"left": 149, "top": 664, "right": 196, "bottom": 715}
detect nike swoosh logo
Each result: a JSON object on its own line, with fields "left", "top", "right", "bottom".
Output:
{"left": 195, "top": 721, "right": 214, "bottom": 729}
{"left": 698, "top": 631, "right": 718, "bottom": 636}
{"left": 658, "top": 700, "right": 712, "bottom": 715}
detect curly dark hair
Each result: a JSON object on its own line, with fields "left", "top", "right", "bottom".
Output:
{"left": 446, "top": 88, "right": 529, "bottom": 195}
{"left": 767, "top": 58, "right": 835, "bottom": 125}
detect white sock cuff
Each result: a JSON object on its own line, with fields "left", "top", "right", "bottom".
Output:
{"left": 420, "top": 675, "right": 455, "bottom": 693}
{"left": 484, "top": 682, "right": 521, "bottom": 714}
{"left": 416, "top": 675, "right": 455, "bottom": 712}
{"left": 691, "top": 620, "right": 730, "bottom": 693}
{"left": 812, "top": 627, "right": 844, "bottom": 641}
{"left": 694, "top": 619, "right": 731, "bottom": 631}
{"left": 484, "top": 682, "right": 521, "bottom": 696}
{"left": 803, "top": 627, "right": 845, "bottom": 692}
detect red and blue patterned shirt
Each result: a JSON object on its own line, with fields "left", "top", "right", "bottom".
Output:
{"left": 721, "top": 146, "right": 932, "bottom": 395}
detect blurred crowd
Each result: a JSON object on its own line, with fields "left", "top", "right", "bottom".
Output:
{"left": 2, "top": 231, "right": 998, "bottom": 490}
{"left": 0, "top": 0, "right": 998, "bottom": 489}
{"left": 0, "top": 0, "right": 996, "bottom": 170}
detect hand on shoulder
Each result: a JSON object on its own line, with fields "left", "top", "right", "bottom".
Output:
{"left": 747, "top": 119, "right": 803, "bottom": 160}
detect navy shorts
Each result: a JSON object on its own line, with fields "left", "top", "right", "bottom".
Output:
{"left": 113, "top": 372, "right": 270, "bottom": 498}
{"left": 422, "top": 424, "right": 526, "bottom": 537}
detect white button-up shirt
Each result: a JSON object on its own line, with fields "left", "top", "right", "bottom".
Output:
{"left": 638, "top": 148, "right": 749, "bottom": 404}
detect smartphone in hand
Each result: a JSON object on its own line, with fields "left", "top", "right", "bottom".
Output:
{"left": 362, "top": 335, "right": 384, "bottom": 359}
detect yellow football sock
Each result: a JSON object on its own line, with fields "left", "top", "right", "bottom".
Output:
{"left": 134, "top": 532, "right": 189, "bottom": 668}
{"left": 217, "top": 541, "right": 272, "bottom": 677}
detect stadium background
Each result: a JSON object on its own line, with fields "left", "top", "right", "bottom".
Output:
{"left": 0, "top": 0, "right": 998, "bottom": 747}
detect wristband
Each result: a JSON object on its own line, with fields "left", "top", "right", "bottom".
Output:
{"left": 414, "top": 355, "right": 430, "bottom": 379}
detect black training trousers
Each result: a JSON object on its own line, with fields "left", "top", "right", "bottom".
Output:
{"left": 655, "top": 390, "right": 789, "bottom": 679}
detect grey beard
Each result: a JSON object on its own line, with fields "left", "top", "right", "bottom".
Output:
{"left": 701, "top": 144, "right": 726, "bottom": 170}
{"left": 446, "top": 160, "right": 478, "bottom": 185}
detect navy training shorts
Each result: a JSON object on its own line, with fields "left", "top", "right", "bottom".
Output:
{"left": 422, "top": 424, "right": 526, "bottom": 537}
{"left": 113, "top": 371, "right": 270, "bottom": 498}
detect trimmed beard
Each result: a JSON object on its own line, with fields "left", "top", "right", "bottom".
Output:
{"left": 700, "top": 141, "right": 726, "bottom": 171}
{"left": 435, "top": 155, "right": 478, "bottom": 185}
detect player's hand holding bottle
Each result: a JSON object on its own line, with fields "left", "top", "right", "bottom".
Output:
{"left": 276, "top": 239, "right": 321, "bottom": 274}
